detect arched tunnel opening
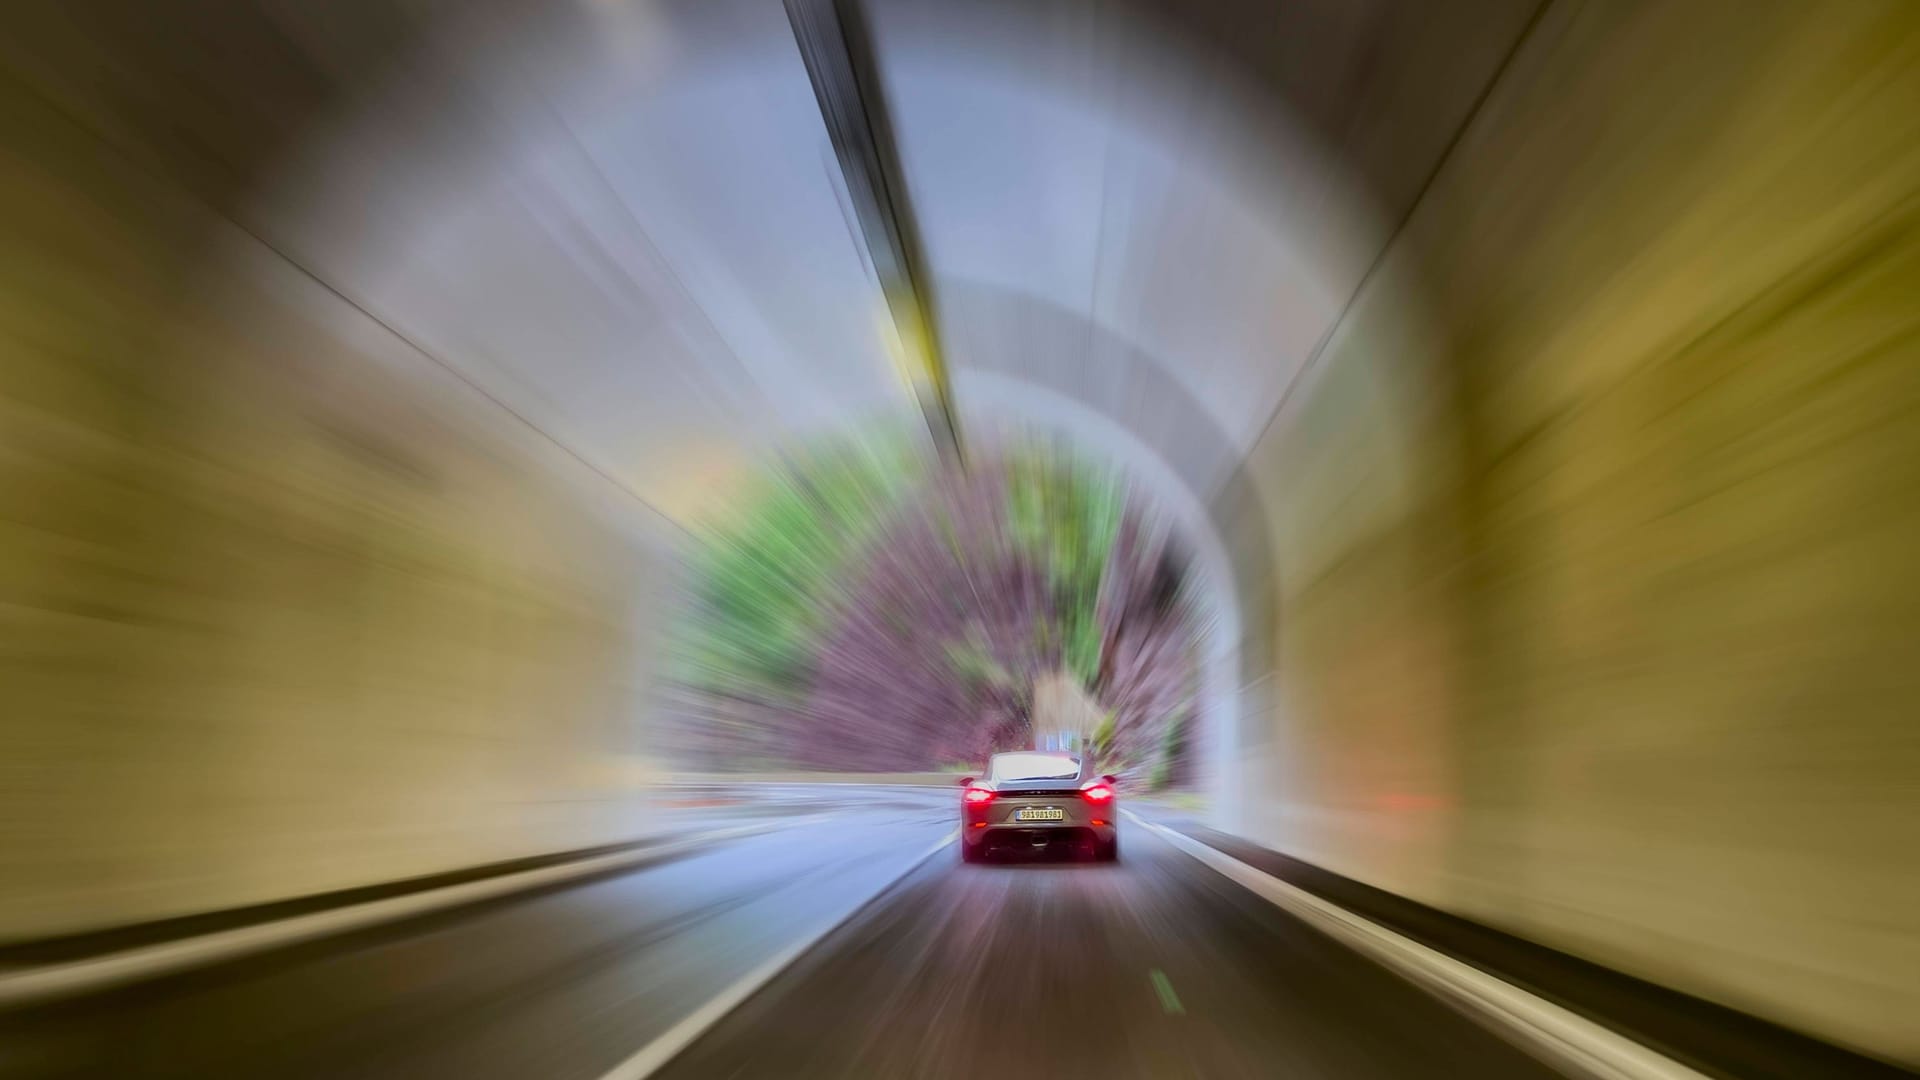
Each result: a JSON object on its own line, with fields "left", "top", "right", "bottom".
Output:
{"left": 2, "top": 1, "right": 1917, "bottom": 1077}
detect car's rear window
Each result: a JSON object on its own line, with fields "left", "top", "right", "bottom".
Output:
{"left": 990, "top": 752, "right": 1081, "bottom": 781}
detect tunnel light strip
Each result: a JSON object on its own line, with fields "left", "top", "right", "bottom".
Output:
{"left": 597, "top": 828, "right": 961, "bottom": 1080}
{"left": 1126, "top": 813, "right": 1711, "bottom": 1080}
{"left": 0, "top": 819, "right": 798, "bottom": 1010}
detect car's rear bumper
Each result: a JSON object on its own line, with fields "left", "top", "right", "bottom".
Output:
{"left": 962, "top": 819, "right": 1116, "bottom": 851}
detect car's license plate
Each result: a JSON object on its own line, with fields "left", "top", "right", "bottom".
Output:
{"left": 1014, "top": 807, "right": 1065, "bottom": 822}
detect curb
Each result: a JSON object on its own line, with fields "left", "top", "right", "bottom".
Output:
{"left": 1127, "top": 812, "right": 1709, "bottom": 1080}
{"left": 0, "top": 819, "right": 787, "bottom": 1011}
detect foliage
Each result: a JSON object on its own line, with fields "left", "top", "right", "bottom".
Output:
{"left": 1091, "top": 711, "right": 1117, "bottom": 760}
{"left": 667, "top": 431, "right": 1200, "bottom": 775}
{"left": 1149, "top": 706, "right": 1186, "bottom": 791}
{"left": 672, "top": 432, "right": 921, "bottom": 703}
{"left": 1004, "top": 450, "right": 1122, "bottom": 687}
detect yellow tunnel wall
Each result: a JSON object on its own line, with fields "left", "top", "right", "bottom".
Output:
{"left": 0, "top": 34, "right": 666, "bottom": 941}
{"left": 1228, "top": 2, "right": 1920, "bottom": 1064}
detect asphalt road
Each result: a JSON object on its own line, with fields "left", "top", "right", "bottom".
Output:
{"left": 658, "top": 807, "right": 1560, "bottom": 1080}
{"left": 0, "top": 789, "right": 1563, "bottom": 1079}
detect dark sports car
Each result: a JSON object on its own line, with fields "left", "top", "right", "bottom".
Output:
{"left": 959, "top": 751, "right": 1119, "bottom": 862}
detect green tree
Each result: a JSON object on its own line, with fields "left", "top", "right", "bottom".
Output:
{"left": 673, "top": 432, "right": 921, "bottom": 702}
{"left": 1005, "top": 449, "right": 1122, "bottom": 688}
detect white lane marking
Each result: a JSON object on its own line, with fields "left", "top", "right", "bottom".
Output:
{"left": 0, "top": 820, "right": 793, "bottom": 1010}
{"left": 1126, "top": 813, "right": 1710, "bottom": 1080}
{"left": 597, "top": 827, "right": 960, "bottom": 1080}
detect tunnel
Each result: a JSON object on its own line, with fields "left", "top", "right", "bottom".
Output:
{"left": 2, "top": 1, "right": 1917, "bottom": 1077}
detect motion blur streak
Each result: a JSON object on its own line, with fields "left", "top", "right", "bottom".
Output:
{"left": 1, "top": 1, "right": 1917, "bottom": 1078}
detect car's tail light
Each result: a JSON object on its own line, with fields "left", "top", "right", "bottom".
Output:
{"left": 1082, "top": 784, "right": 1114, "bottom": 804}
{"left": 963, "top": 786, "right": 995, "bottom": 805}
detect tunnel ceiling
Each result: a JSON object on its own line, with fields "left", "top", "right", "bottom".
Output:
{"left": 125, "top": 0, "right": 1532, "bottom": 525}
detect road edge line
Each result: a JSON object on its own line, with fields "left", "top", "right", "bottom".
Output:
{"left": 0, "top": 820, "right": 788, "bottom": 1010}
{"left": 597, "top": 827, "right": 960, "bottom": 1080}
{"left": 1125, "top": 812, "right": 1709, "bottom": 1080}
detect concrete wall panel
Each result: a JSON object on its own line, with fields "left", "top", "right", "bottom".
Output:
{"left": 1235, "top": 1, "right": 1920, "bottom": 1063}
{"left": 0, "top": 33, "right": 669, "bottom": 940}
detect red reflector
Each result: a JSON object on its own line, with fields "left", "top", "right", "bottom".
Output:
{"left": 971, "top": 822, "right": 987, "bottom": 828}
{"left": 1082, "top": 785, "right": 1114, "bottom": 803}
{"left": 1090, "top": 819, "right": 1107, "bottom": 827}
{"left": 963, "top": 787, "right": 995, "bottom": 805}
